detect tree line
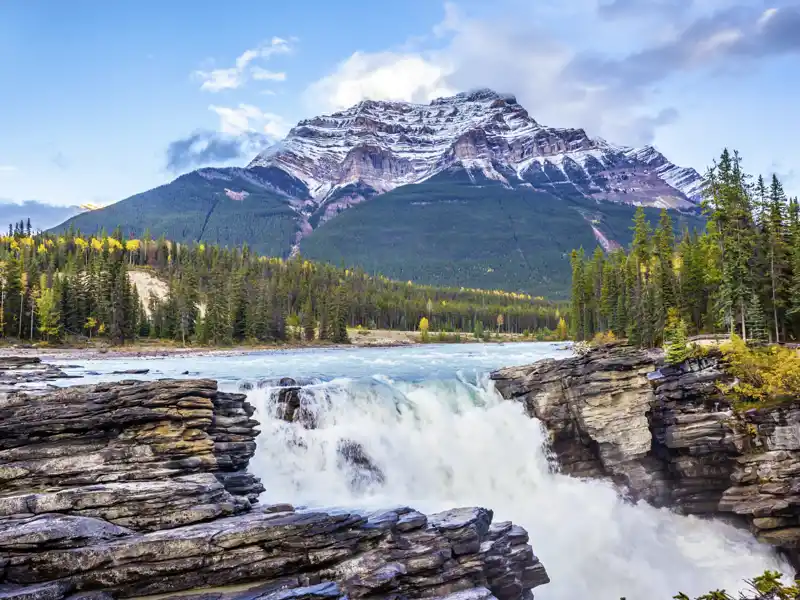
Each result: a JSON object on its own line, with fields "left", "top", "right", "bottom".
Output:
{"left": 0, "top": 229, "right": 568, "bottom": 345}
{"left": 570, "top": 149, "right": 800, "bottom": 346}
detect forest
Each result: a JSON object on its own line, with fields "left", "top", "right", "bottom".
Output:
{"left": 0, "top": 223, "right": 568, "bottom": 346}
{"left": 569, "top": 149, "right": 800, "bottom": 347}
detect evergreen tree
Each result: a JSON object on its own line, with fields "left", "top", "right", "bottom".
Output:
{"left": 746, "top": 290, "right": 768, "bottom": 344}
{"left": 2, "top": 254, "right": 22, "bottom": 338}
{"left": 663, "top": 308, "right": 689, "bottom": 365}
{"left": 302, "top": 296, "right": 316, "bottom": 342}
{"left": 331, "top": 286, "right": 349, "bottom": 344}
{"left": 570, "top": 249, "right": 587, "bottom": 340}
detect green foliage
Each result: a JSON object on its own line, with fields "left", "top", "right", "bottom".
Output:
{"left": 664, "top": 308, "right": 690, "bottom": 365}
{"left": 301, "top": 173, "right": 703, "bottom": 298}
{"left": 302, "top": 296, "right": 316, "bottom": 342}
{"left": 56, "top": 170, "right": 299, "bottom": 257}
{"left": 674, "top": 570, "right": 799, "bottom": 600}
{"left": 2, "top": 229, "right": 568, "bottom": 347}
{"left": 570, "top": 149, "right": 800, "bottom": 347}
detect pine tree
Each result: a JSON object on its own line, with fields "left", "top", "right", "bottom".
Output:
{"left": 746, "top": 290, "right": 768, "bottom": 344}
{"left": 230, "top": 270, "right": 248, "bottom": 342}
{"left": 2, "top": 254, "right": 22, "bottom": 338}
{"left": 302, "top": 296, "right": 316, "bottom": 342}
{"left": 331, "top": 286, "right": 349, "bottom": 344}
{"left": 318, "top": 295, "right": 330, "bottom": 341}
{"left": 663, "top": 308, "right": 689, "bottom": 365}
{"left": 570, "top": 249, "right": 587, "bottom": 340}
{"left": 764, "top": 174, "right": 789, "bottom": 342}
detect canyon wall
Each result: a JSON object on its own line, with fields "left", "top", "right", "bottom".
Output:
{"left": 492, "top": 344, "right": 800, "bottom": 563}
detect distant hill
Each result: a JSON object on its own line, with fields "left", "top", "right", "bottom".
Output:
{"left": 55, "top": 89, "right": 707, "bottom": 297}
{"left": 2, "top": 200, "right": 94, "bottom": 232}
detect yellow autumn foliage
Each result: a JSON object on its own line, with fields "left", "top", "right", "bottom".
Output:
{"left": 591, "top": 331, "right": 617, "bottom": 346}
{"left": 719, "top": 335, "right": 800, "bottom": 406}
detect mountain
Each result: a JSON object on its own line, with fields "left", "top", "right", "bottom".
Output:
{"left": 56, "top": 89, "right": 706, "bottom": 297}
{"left": 2, "top": 200, "right": 97, "bottom": 232}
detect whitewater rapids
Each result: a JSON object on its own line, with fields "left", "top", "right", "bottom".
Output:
{"left": 249, "top": 374, "right": 787, "bottom": 600}
{"left": 54, "top": 343, "right": 789, "bottom": 598}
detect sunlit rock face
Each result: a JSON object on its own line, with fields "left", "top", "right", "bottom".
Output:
{"left": 249, "top": 89, "right": 704, "bottom": 211}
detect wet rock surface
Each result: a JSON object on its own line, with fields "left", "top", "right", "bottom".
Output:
{"left": 0, "top": 356, "right": 75, "bottom": 394}
{"left": 491, "top": 343, "right": 800, "bottom": 563}
{"left": 492, "top": 344, "right": 669, "bottom": 504}
{"left": 0, "top": 360, "right": 548, "bottom": 599}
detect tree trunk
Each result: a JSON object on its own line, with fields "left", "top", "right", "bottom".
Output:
{"left": 740, "top": 297, "right": 747, "bottom": 342}
{"left": 771, "top": 252, "right": 780, "bottom": 343}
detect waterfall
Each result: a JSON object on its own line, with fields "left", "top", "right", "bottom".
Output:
{"left": 247, "top": 373, "right": 787, "bottom": 599}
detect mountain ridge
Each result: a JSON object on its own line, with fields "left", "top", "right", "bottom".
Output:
{"left": 54, "top": 89, "right": 707, "bottom": 296}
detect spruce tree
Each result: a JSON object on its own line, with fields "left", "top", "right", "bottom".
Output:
{"left": 331, "top": 286, "right": 349, "bottom": 344}
{"left": 302, "top": 296, "right": 316, "bottom": 342}
{"left": 663, "top": 308, "right": 689, "bottom": 365}
{"left": 746, "top": 290, "right": 768, "bottom": 344}
{"left": 318, "top": 295, "right": 330, "bottom": 341}
{"left": 570, "top": 249, "right": 587, "bottom": 340}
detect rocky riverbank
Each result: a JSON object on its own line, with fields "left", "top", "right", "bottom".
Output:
{"left": 0, "top": 359, "right": 549, "bottom": 600}
{"left": 491, "top": 343, "right": 800, "bottom": 568}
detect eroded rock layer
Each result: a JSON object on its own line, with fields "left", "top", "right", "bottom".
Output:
{"left": 491, "top": 344, "right": 800, "bottom": 561}
{"left": 0, "top": 372, "right": 548, "bottom": 599}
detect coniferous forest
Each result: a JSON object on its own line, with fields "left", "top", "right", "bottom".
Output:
{"left": 0, "top": 224, "right": 568, "bottom": 346}
{"left": 570, "top": 149, "right": 800, "bottom": 346}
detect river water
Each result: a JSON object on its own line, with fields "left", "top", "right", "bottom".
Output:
{"left": 55, "top": 342, "right": 787, "bottom": 599}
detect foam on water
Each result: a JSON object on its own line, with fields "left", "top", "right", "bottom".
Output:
{"left": 50, "top": 342, "right": 789, "bottom": 597}
{"left": 249, "top": 374, "right": 787, "bottom": 600}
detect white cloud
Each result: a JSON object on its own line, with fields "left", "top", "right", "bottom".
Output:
{"left": 303, "top": 1, "right": 800, "bottom": 147}
{"left": 306, "top": 51, "right": 456, "bottom": 112}
{"left": 252, "top": 67, "right": 287, "bottom": 82}
{"left": 0, "top": 165, "right": 18, "bottom": 174}
{"left": 209, "top": 104, "right": 290, "bottom": 138}
{"left": 194, "top": 37, "right": 291, "bottom": 92}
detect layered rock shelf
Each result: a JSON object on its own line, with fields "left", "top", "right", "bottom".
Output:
{"left": 491, "top": 343, "right": 800, "bottom": 567}
{"left": 0, "top": 356, "right": 75, "bottom": 394}
{"left": 0, "top": 367, "right": 548, "bottom": 599}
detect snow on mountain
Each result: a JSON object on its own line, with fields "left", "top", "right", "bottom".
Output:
{"left": 247, "top": 89, "right": 705, "bottom": 211}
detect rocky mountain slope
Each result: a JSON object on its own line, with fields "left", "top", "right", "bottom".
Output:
{"left": 250, "top": 89, "right": 704, "bottom": 212}
{"left": 56, "top": 90, "right": 706, "bottom": 296}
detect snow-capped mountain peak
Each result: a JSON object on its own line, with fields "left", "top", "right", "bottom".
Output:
{"left": 247, "top": 89, "right": 704, "bottom": 211}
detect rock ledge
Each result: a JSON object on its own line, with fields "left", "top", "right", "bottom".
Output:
{"left": 0, "top": 366, "right": 548, "bottom": 599}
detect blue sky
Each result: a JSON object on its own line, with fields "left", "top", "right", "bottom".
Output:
{"left": 1, "top": 0, "right": 799, "bottom": 207}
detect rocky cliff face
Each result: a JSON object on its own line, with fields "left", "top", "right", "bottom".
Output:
{"left": 491, "top": 344, "right": 800, "bottom": 566}
{"left": 248, "top": 89, "right": 704, "bottom": 211}
{"left": 0, "top": 361, "right": 548, "bottom": 600}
